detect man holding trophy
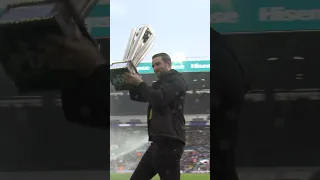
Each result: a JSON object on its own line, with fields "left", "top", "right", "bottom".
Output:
{"left": 125, "top": 52, "right": 187, "bottom": 180}
{"left": 110, "top": 26, "right": 188, "bottom": 180}
{"left": 0, "top": 0, "right": 187, "bottom": 176}
{"left": 44, "top": 24, "right": 187, "bottom": 179}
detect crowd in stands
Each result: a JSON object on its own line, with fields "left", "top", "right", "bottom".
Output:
{"left": 110, "top": 126, "right": 210, "bottom": 172}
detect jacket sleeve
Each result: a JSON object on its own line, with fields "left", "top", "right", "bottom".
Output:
{"left": 129, "top": 86, "right": 148, "bottom": 102}
{"left": 60, "top": 64, "right": 110, "bottom": 129}
{"left": 136, "top": 75, "right": 187, "bottom": 108}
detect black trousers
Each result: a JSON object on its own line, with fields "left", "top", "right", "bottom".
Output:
{"left": 130, "top": 138, "right": 184, "bottom": 180}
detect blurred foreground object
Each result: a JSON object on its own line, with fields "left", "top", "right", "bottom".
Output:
{"left": 110, "top": 25, "right": 155, "bottom": 91}
{"left": 0, "top": 0, "right": 99, "bottom": 93}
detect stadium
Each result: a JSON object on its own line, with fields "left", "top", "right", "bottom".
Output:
{"left": 0, "top": 60, "right": 210, "bottom": 180}
{"left": 110, "top": 60, "right": 210, "bottom": 179}
{"left": 0, "top": 0, "right": 211, "bottom": 179}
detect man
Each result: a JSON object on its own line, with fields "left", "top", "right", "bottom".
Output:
{"left": 42, "top": 36, "right": 187, "bottom": 179}
{"left": 211, "top": 28, "right": 248, "bottom": 180}
{"left": 125, "top": 53, "right": 187, "bottom": 180}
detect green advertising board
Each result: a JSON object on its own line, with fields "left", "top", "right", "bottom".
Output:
{"left": 211, "top": 0, "right": 320, "bottom": 33}
{"left": 0, "top": 0, "right": 110, "bottom": 38}
{"left": 137, "top": 60, "right": 210, "bottom": 74}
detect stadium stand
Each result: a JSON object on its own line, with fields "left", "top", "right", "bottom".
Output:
{"left": 0, "top": 70, "right": 211, "bottom": 173}
{"left": 109, "top": 71, "right": 210, "bottom": 173}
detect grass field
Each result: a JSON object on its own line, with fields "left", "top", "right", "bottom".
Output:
{"left": 110, "top": 173, "right": 210, "bottom": 180}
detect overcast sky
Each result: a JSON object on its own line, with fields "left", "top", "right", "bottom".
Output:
{"left": 110, "top": 0, "right": 210, "bottom": 63}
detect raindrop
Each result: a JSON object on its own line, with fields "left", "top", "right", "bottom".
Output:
{"left": 226, "top": 110, "right": 236, "bottom": 120}
{"left": 134, "top": 95, "right": 139, "bottom": 100}
{"left": 15, "top": 110, "right": 27, "bottom": 122}
{"left": 80, "top": 106, "right": 91, "bottom": 118}
{"left": 220, "top": 140, "right": 230, "bottom": 150}
{"left": 274, "top": 118, "right": 285, "bottom": 129}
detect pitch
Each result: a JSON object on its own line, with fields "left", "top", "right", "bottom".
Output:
{"left": 110, "top": 173, "right": 210, "bottom": 180}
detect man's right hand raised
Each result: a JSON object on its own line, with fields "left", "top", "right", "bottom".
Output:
{"left": 40, "top": 35, "right": 106, "bottom": 78}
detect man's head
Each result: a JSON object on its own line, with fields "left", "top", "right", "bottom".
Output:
{"left": 152, "top": 53, "right": 172, "bottom": 78}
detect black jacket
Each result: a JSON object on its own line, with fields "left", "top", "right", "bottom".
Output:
{"left": 211, "top": 28, "right": 248, "bottom": 179}
{"left": 129, "top": 70, "right": 188, "bottom": 144}
{"left": 60, "top": 64, "right": 110, "bottom": 129}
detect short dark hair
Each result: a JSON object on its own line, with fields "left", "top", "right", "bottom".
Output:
{"left": 152, "top": 53, "right": 171, "bottom": 63}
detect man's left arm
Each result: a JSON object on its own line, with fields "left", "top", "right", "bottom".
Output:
{"left": 136, "top": 76, "right": 187, "bottom": 108}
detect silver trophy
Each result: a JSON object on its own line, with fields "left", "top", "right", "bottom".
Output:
{"left": 0, "top": 0, "right": 99, "bottom": 93}
{"left": 110, "top": 25, "right": 155, "bottom": 91}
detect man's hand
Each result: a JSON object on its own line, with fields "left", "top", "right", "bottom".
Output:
{"left": 124, "top": 72, "right": 143, "bottom": 86}
{"left": 40, "top": 35, "right": 105, "bottom": 77}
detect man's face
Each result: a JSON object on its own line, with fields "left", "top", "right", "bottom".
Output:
{"left": 152, "top": 57, "right": 171, "bottom": 78}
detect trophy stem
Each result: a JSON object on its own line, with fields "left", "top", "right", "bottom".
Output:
{"left": 121, "top": 25, "right": 155, "bottom": 69}
{"left": 132, "top": 34, "right": 155, "bottom": 67}
{"left": 133, "top": 44, "right": 154, "bottom": 67}
{"left": 127, "top": 27, "right": 148, "bottom": 61}
{"left": 123, "top": 29, "right": 136, "bottom": 61}
{"left": 80, "top": 0, "right": 100, "bottom": 18}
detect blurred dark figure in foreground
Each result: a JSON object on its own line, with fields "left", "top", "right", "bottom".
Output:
{"left": 42, "top": 35, "right": 110, "bottom": 128}
{"left": 42, "top": 36, "right": 187, "bottom": 180}
{"left": 211, "top": 28, "right": 249, "bottom": 180}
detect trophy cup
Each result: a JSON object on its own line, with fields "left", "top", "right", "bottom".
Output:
{"left": 0, "top": 0, "right": 99, "bottom": 93}
{"left": 110, "top": 25, "right": 155, "bottom": 91}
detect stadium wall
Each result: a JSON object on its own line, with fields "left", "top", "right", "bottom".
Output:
{"left": 111, "top": 114, "right": 210, "bottom": 123}
{"left": 0, "top": 0, "right": 110, "bottom": 38}
{"left": 211, "top": 0, "right": 320, "bottom": 33}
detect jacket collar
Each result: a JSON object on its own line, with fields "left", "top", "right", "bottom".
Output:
{"left": 159, "top": 69, "right": 180, "bottom": 80}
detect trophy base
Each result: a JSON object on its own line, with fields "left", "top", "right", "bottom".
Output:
{"left": 110, "top": 61, "right": 138, "bottom": 91}
{"left": 0, "top": 1, "right": 97, "bottom": 94}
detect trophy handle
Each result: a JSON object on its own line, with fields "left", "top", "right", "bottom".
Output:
{"left": 132, "top": 33, "right": 155, "bottom": 67}
{"left": 55, "top": 0, "right": 99, "bottom": 47}
{"left": 79, "top": 0, "right": 100, "bottom": 18}
{"left": 128, "top": 27, "right": 148, "bottom": 61}
{"left": 123, "top": 29, "right": 136, "bottom": 61}
{"left": 132, "top": 62, "right": 139, "bottom": 75}
{"left": 123, "top": 25, "right": 155, "bottom": 67}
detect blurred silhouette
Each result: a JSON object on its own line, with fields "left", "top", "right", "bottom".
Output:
{"left": 211, "top": 28, "right": 248, "bottom": 180}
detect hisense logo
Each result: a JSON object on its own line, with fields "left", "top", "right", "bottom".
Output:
{"left": 211, "top": 12, "right": 239, "bottom": 23}
{"left": 191, "top": 64, "right": 210, "bottom": 69}
{"left": 172, "top": 65, "right": 185, "bottom": 69}
{"left": 260, "top": 7, "right": 320, "bottom": 21}
{"left": 211, "top": 0, "right": 238, "bottom": 23}
{"left": 211, "top": 0, "right": 233, "bottom": 9}
{"left": 137, "top": 66, "right": 150, "bottom": 71}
